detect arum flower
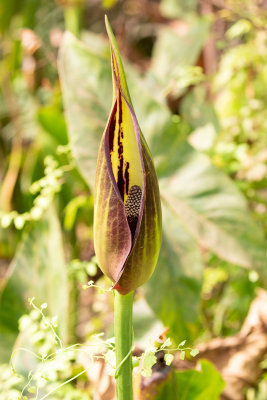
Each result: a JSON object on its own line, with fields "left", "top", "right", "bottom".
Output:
{"left": 94, "top": 17, "right": 162, "bottom": 295}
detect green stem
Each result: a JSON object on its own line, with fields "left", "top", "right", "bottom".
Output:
{"left": 64, "top": 4, "right": 82, "bottom": 38}
{"left": 114, "top": 290, "right": 134, "bottom": 400}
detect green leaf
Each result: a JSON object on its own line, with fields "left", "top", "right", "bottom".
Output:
{"left": 38, "top": 105, "right": 68, "bottom": 145}
{"left": 157, "top": 139, "right": 267, "bottom": 277}
{"left": 133, "top": 298, "right": 164, "bottom": 348}
{"left": 58, "top": 32, "right": 111, "bottom": 187}
{"left": 160, "top": 0, "right": 199, "bottom": 18}
{"left": 63, "top": 194, "right": 92, "bottom": 231}
{"left": 0, "top": 208, "right": 68, "bottom": 363}
{"left": 162, "top": 338, "right": 172, "bottom": 348}
{"left": 226, "top": 19, "right": 252, "bottom": 40}
{"left": 164, "top": 353, "right": 174, "bottom": 366}
{"left": 145, "top": 203, "right": 203, "bottom": 341}
{"left": 155, "top": 360, "right": 225, "bottom": 400}
{"left": 27, "top": 386, "right": 36, "bottom": 394}
{"left": 190, "top": 348, "right": 199, "bottom": 357}
{"left": 151, "top": 17, "right": 210, "bottom": 93}
{"left": 181, "top": 86, "right": 220, "bottom": 133}
{"left": 142, "top": 352, "right": 157, "bottom": 377}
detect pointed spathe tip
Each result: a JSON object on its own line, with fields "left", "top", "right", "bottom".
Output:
{"left": 105, "top": 14, "right": 112, "bottom": 38}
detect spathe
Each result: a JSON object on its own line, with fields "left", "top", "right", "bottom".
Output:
{"left": 94, "top": 17, "right": 162, "bottom": 294}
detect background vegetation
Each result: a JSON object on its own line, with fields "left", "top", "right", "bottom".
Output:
{"left": 0, "top": 0, "right": 266, "bottom": 399}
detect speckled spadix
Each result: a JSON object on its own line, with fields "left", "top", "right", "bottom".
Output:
{"left": 94, "top": 16, "right": 162, "bottom": 295}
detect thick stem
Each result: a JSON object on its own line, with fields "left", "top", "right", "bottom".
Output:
{"left": 114, "top": 290, "right": 134, "bottom": 400}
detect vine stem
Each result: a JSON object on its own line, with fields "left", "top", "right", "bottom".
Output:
{"left": 114, "top": 290, "right": 134, "bottom": 400}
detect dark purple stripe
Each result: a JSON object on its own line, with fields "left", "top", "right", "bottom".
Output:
{"left": 104, "top": 94, "right": 124, "bottom": 204}
{"left": 117, "top": 92, "right": 125, "bottom": 199}
{"left": 109, "top": 101, "right": 117, "bottom": 153}
{"left": 124, "top": 161, "right": 130, "bottom": 195}
{"left": 119, "top": 92, "right": 123, "bottom": 138}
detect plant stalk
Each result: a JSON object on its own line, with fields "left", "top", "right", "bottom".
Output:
{"left": 64, "top": 3, "right": 82, "bottom": 38}
{"left": 114, "top": 290, "right": 134, "bottom": 400}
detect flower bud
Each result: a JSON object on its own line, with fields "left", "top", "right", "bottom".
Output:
{"left": 93, "top": 17, "right": 162, "bottom": 294}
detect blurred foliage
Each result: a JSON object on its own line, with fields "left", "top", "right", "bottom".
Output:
{"left": 155, "top": 359, "right": 225, "bottom": 399}
{"left": 0, "top": 0, "right": 267, "bottom": 398}
{"left": 0, "top": 208, "right": 68, "bottom": 363}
